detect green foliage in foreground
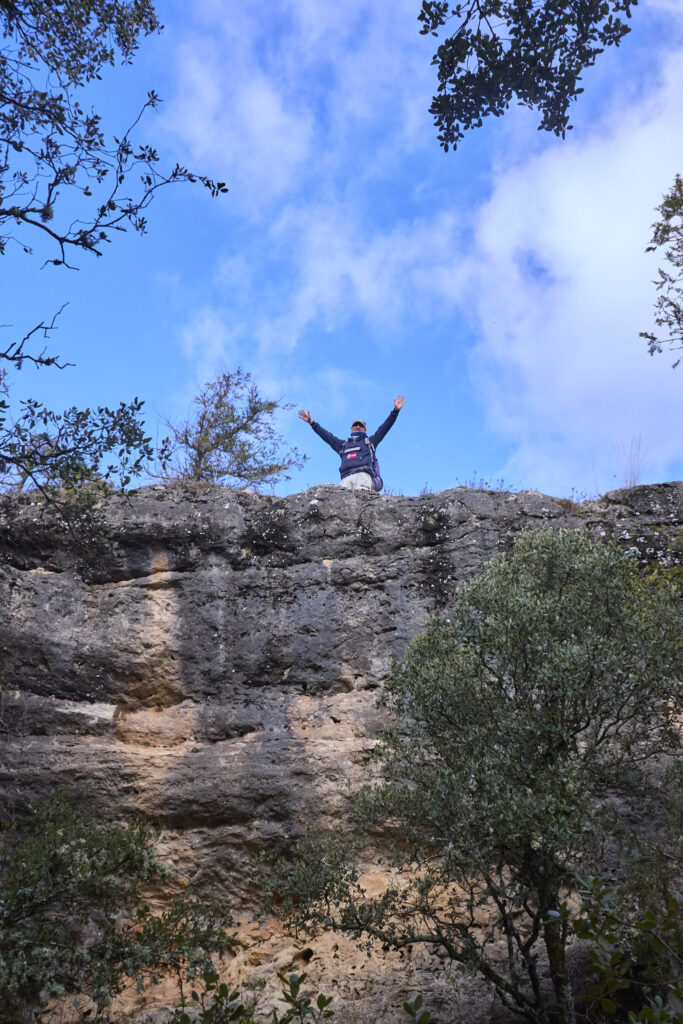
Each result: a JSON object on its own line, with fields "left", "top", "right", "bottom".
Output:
{"left": 263, "top": 529, "right": 683, "bottom": 1024}
{"left": 0, "top": 795, "right": 234, "bottom": 1023}
{"left": 403, "top": 993, "right": 432, "bottom": 1023}
{"left": 0, "top": 795, "right": 428, "bottom": 1023}
{"left": 172, "top": 967, "right": 427, "bottom": 1024}
{"left": 575, "top": 876, "right": 683, "bottom": 1023}
{"left": 268, "top": 971, "right": 334, "bottom": 1023}
{"left": 170, "top": 966, "right": 256, "bottom": 1023}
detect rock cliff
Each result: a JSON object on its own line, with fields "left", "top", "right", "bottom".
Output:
{"left": 1, "top": 481, "right": 681, "bottom": 1022}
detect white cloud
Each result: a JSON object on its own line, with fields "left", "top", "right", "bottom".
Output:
{"left": 163, "top": 0, "right": 469, "bottom": 363}
{"left": 165, "top": 34, "right": 314, "bottom": 209}
{"left": 177, "top": 306, "right": 245, "bottom": 390}
{"left": 266, "top": 202, "right": 468, "bottom": 344}
{"left": 162, "top": 0, "right": 437, "bottom": 211}
{"left": 177, "top": 201, "right": 469, "bottom": 369}
{"left": 646, "top": 0, "right": 683, "bottom": 17}
{"left": 467, "top": 51, "right": 683, "bottom": 494}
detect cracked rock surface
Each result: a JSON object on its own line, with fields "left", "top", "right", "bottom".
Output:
{"left": 1, "top": 481, "right": 681, "bottom": 1023}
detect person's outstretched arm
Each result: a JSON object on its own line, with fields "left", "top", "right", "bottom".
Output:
{"left": 298, "top": 409, "right": 344, "bottom": 454}
{"left": 370, "top": 395, "right": 405, "bottom": 447}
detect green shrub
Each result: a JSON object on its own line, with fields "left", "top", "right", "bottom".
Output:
{"left": 0, "top": 794, "right": 234, "bottom": 1022}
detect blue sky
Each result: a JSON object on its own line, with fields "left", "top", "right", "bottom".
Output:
{"left": 4, "top": 0, "right": 683, "bottom": 498}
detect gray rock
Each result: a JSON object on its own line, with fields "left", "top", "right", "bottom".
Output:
{"left": 1, "top": 480, "right": 681, "bottom": 1022}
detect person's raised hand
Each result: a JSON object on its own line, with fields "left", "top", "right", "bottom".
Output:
{"left": 298, "top": 409, "right": 313, "bottom": 423}
{"left": 393, "top": 395, "right": 405, "bottom": 411}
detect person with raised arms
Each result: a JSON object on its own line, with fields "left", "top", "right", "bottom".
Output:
{"left": 298, "top": 396, "right": 405, "bottom": 492}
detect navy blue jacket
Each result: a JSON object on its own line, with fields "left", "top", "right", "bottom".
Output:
{"left": 310, "top": 408, "right": 399, "bottom": 479}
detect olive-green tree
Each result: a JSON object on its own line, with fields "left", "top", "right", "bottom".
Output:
{"left": 0, "top": 795, "right": 234, "bottom": 1023}
{"left": 162, "top": 369, "right": 306, "bottom": 489}
{"left": 265, "top": 529, "right": 682, "bottom": 1024}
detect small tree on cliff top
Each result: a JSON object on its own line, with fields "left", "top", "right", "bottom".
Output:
{"left": 162, "top": 369, "right": 306, "bottom": 489}
{"left": 267, "top": 529, "right": 683, "bottom": 1024}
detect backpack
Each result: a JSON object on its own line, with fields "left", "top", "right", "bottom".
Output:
{"left": 367, "top": 438, "right": 383, "bottom": 492}
{"left": 340, "top": 436, "right": 384, "bottom": 492}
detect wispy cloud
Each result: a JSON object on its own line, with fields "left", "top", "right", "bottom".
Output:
{"left": 173, "top": 200, "right": 470, "bottom": 372}
{"left": 177, "top": 306, "right": 246, "bottom": 389}
{"left": 163, "top": 0, "right": 436, "bottom": 210}
{"left": 165, "top": 35, "right": 314, "bottom": 209}
{"left": 265, "top": 204, "right": 468, "bottom": 345}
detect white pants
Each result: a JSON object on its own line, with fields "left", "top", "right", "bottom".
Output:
{"left": 340, "top": 471, "right": 374, "bottom": 491}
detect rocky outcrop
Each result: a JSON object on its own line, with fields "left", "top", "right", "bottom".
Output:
{"left": 1, "top": 481, "right": 681, "bottom": 1022}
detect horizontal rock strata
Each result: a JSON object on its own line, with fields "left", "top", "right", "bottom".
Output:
{"left": 1, "top": 481, "right": 681, "bottom": 1022}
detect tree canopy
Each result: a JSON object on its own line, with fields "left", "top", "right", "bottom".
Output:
{"left": 419, "top": 0, "right": 637, "bottom": 151}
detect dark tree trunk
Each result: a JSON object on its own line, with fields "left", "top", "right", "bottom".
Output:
{"left": 544, "top": 917, "right": 576, "bottom": 1024}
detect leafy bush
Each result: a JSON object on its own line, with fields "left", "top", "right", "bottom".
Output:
{"left": 170, "top": 969, "right": 335, "bottom": 1024}
{"left": 575, "top": 874, "right": 683, "bottom": 1021}
{"left": 0, "top": 795, "right": 234, "bottom": 1022}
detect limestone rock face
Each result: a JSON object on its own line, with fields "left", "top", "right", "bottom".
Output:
{"left": 1, "top": 481, "right": 681, "bottom": 1022}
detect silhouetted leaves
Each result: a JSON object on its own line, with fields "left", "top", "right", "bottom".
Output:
{"left": 418, "top": 0, "right": 636, "bottom": 151}
{"left": 641, "top": 174, "right": 683, "bottom": 368}
{"left": 0, "top": 0, "right": 227, "bottom": 265}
